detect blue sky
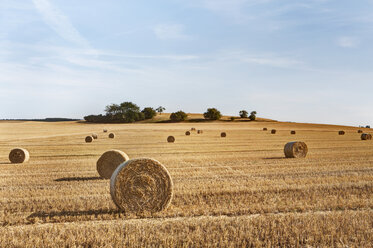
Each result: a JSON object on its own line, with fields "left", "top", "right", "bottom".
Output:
{"left": 1, "top": 0, "right": 372, "bottom": 126}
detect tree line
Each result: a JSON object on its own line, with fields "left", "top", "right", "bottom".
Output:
{"left": 84, "top": 101, "right": 257, "bottom": 123}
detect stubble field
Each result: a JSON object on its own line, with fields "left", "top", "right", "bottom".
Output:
{"left": 0, "top": 120, "right": 372, "bottom": 247}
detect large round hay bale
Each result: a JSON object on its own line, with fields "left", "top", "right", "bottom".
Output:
{"left": 110, "top": 158, "right": 173, "bottom": 214}
{"left": 109, "top": 133, "right": 115, "bottom": 139}
{"left": 97, "top": 150, "right": 130, "bottom": 179}
{"left": 271, "top": 129, "right": 276, "bottom": 134}
{"left": 9, "top": 148, "right": 30, "bottom": 163}
{"left": 191, "top": 128, "right": 196, "bottom": 131}
{"left": 185, "top": 131, "right": 191, "bottom": 136}
{"left": 358, "top": 130, "right": 363, "bottom": 133}
{"left": 361, "top": 133, "right": 372, "bottom": 140}
{"left": 291, "top": 131, "right": 296, "bottom": 135}
{"left": 338, "top": 131, "right": 345, "bottom": 135}
{"left": 85, "top": 136, "right": 93, "bottom": 143}
{"left": 284, "top": 141, "right": 308, "bottom": 158}
{"left": 167, "top": 136, "right": 175, "bottom": 143}
{"left": 103, "top": 129, "right": 108, "bottom": 133}
{"left": 263, "top": 128, "right": 268, "bottom": 131}
{"left": 92, "top": 133, "right": 98, "bottom": 139}
{"left": 197, "top": 130, "right": 203, "bottom": 134}
{"left": 221, "top": 132, "right": 226, "bottom": 137}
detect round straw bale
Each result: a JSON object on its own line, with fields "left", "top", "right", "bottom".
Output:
{"left": 103, "top": 129, "right": 108, "bottom": 133}
{"left": 9, "top": 148, "right": 30, "bottom": 163}
{"left": 263, "top": 128, "right": 268, "bottom": 131}
{"left": 291, "top": 131, "right": 296, "bottom": 135}
{"left": 221, "top": 132, "right": 226, "bottom": 137}
{"left": 358, "top": 130, "right": 363, "bottom": 133}
{"left": 271, "top": 129, "right": 277, "bottom": 134}
{"left": 97, "top": 150, "right": 130, "bottom": 179}
{"left": 361, "top": 133, "right": 372, "bottom": 140}
{"left": 167, "top": 136, "right": 175, "bottom": 143}
{"left": 197, "top": 130, "right": 203, "bottom": 134}
{"left": 92, "top": 133, "right": 98, "bottom": 139}
{"left": 110, "top": 158, "right": 173, "bottom": 214}
{"left": 109, "top": 133, "right": 115, "bottom": 139}
{"left": 85, "top": 136, "right": 93, "bottom": 143}
{"left": 185, "top": 131, "right": 191, "bottom": 136}
{"left": 338, "top": 131, "right": 345, "bottom": 135}
{"left": 191, "top": 128, "right": 196, "bottom": 131}
{"left": 284, "top": 141, "right": 308, "bottom": 158}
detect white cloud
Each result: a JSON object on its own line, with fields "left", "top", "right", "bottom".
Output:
{"left": 32, "top": 0, "right": 88, "bottom": 46}
{"left": 337, "top": 36, "right": 361, "bottom": 48}
{"left": 153, "top": 24, "right": 191, "bottom": 40}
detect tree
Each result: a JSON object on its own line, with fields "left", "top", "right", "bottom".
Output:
{"left": 142, "top": 107, "right": 157, "bottom": 120}
{"left": 239, "top": 110, "right": 248, "bottom": 118}
{"left": 156, "top": 106, "right": 166, "bottom": 115}
{"left": 105, "top": 101, "right": 144, "bottom": 123}
{"left": 170, "top": 111, "right": 188, "bottom": 122}
{"left": 203, "top": 108, "right": 222, "bottom": 120}
{"left": 249, "top": 111, "right": 257, "bottom": 121}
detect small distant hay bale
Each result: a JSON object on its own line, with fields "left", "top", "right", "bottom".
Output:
{"left": 358, "top": 130, "right": 363, "bottom": 133}
{"left": 271, "top": 129, "right": 277, "bottom": 134}
{"left": 263, "top": 128, "right": 268, "bottom": 131}
{"left": 185, "top": 131, "right": 191, "bottom": 136}
{"left": 167, "top": 136, "right": 175, "bottom": 143}
{"left": 103, "top": 129, "right": 108, "bottom": 133}
{"left": 338, "top": 131, "right": 345, "bottom": 135}
{"left": 361, "top": 133, "right": 372, "bottom": 140}
{"left": 291, "top": 131, "right": 296, "bottom": 135}
{"left": 221, "top": 132, "right": 226, "bottom": 137}
{"left": 85, "top": 136, "right": 93, "bottom": 143}
{"left": 110, "top": 158, "right": 173, "bottom": 214}
{"left": 97, "top": 150, "right": 130, "bottom": 179}
{"left": 92, "top": 133, "right": 98, "bottom": 139}
{"left": 191, "top": 128, "right": 196, "bottom": 131}
{"left": 284, "top": 141, "right": 308, "bottom": 158}
{"left": 9, "top": 148, "right": 30, "bottom": 164}
{"left": 109, "top": 133, "right": 115, "bottom": 139}
{"left": 197, "top": 130, "right": 203, "bottom": 134}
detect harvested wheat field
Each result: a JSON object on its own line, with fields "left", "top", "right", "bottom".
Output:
{"left": 0, "top": 120, "right": 373, "bottom": 247}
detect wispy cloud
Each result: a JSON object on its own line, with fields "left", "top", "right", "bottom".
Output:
{"left": 32, "top": 0, "right": 88, "bottom": 46}
{"left": 153, "top": 24, "right": 191, "bottom": 40}
{"left": 337, "top": 36, "right": 360, "bottom": 48}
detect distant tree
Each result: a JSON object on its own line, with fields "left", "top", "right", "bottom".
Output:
{"left": 170, "top": 111, "right": 188, "bottom": 122}
{"left": 156, "top": 106, "right": 166, "bottom": 115}
{"left": 230, "top": 116, "right": 236, "bottom": 121}
{"left": 239, "top": 110, "right": 248, "bottom": 118}
{"left": 249, "top": 111, "right": 257, "bottom": 121}
{"left": 142, "top": 107, "right": 157, "bottom": 120}
{"left": 367, "top": 125, "right": 371, "bottom": 128}
{"left": 203, "top": 108, "right": 222, "bottom": 120}
{"left": 105, "top": 101, "right": 144, "bottom": 123}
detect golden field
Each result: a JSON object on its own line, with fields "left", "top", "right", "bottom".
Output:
{"left": 0, "top": 119, "right": 372, "bottom": 247}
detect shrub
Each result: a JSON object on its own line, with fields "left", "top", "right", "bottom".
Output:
{"left": 142, "top": 107, "right": 157, "bottom": 120}
{"left": 203, "top": 108, "right": 222, "bottom": 120}
{"left": 170, "top": 111, "right": 188, "bottom": 122}
{"left": 239, "top": 110, "right": 248, "bottom": 118}
{"left": 249, "top": 111, "right": 257, "bottom": 121}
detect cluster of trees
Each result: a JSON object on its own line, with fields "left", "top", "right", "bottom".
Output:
{"left": 84, "top": 101, "right": 257, "bottom": 123}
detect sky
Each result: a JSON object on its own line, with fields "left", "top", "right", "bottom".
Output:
{"left": 0, "top": 0, "right": 373, "bottom": 126}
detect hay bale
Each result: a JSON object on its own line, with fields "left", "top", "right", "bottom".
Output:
{"left": 358, "top": 130, "right": 363, "bottom": 133}
{"left": 167, "top": 136, "right": 175, "bottom": 143}
{"left": 271, "top": 129, "right": 276, "bottom": 134}
{"left": 284, "top": 141, "right": 308, "bottom": 158}
{"left": 197, "top": 130, "right": 203, "bottom": 134}
{"left": 97, "top": 150, "right": 130, "bottom": 179}
{"left": 103, "top": 129, "right": 108, "bottom": 133}
{"left": 85, "top": 136, "right": 93, "bottom": 143}
{"left": 92, "top": 134, "right": 98, "bottom": 139}
{"left": 109, "top": 133, "right": 115, "bottom": 139}
{"left": 291, "top": 131, "right": 296, "bottom": 135}
{"left": 185, "top": 131, "right": 191, "bottom": 136}
{"left": 221, "top": 132, "right": 226, "bottom": 137}
{"left": 338, "top": 131, "right": 345, "bottom": 135}
{"left": 9, "top": 148, "right": 30, "bottom": 163}
{"left": 263, "top": 128, "right": 268, "bottom": 131}
{"left": 110, "top": 158, "right": 173, "bottom": 214}
{"left": 191, "top": 128, "right": 196, "bottom": 131}
{"left": 361, "top": 133, "right": 372, "bottom": 140}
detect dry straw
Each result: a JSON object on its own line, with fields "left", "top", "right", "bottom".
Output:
{"left": 92, "top": 134, "right": 98, "bottom": 139}
{"left": 97, "top": 150, "right": 130, "bottom": 179}
{"left": 284, "top": 141, "right": 308, "bottom": 158}
{"left": 185, "top": 131, "right": 191, "bottom": 136}
{"left": 221, "top": 132, "right": 227, "bottom": 137}
{"left": 9, "top": 148, "right": 30, "bottom": 163}
{"left": 110, "top": 158, "right": 173, "bottom": 214}
{"left": 167, "top": 136, "right": 175, "bottom": 143}
{"left": 361, "top": 133, "right": 372, "bottom": 140}
{"left": 85, "top": 136, "right": 93, "bottom": 143}
{"left": 339, "top": 131, "right": 345, "bottom": 135}
{"left": 263, "top": 128, "right": 268, "bottom": 131}
{"left": 291, "top": 131, "right": 296, "bottom": 135}
{"left": 271, "top": 129, "right": 277, "bottom": 134}
{"left": 109, "top": 133, "right": 115, "bottom": 139}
